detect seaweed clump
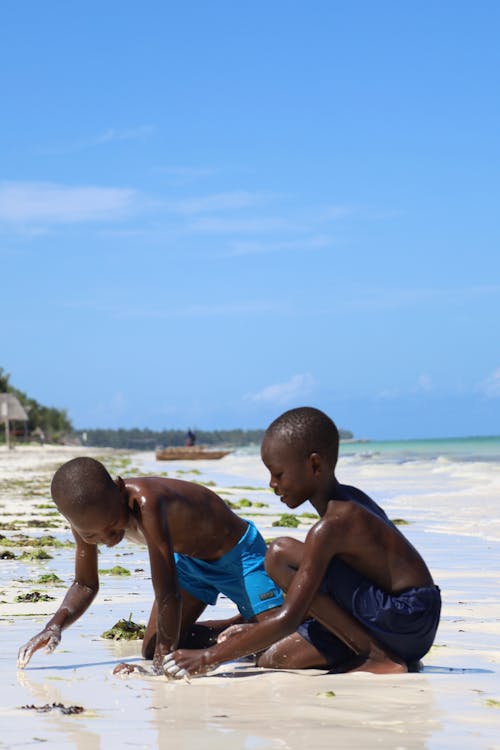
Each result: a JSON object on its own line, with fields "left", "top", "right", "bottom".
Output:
{"left": 102, "top": 613, "right": 145, "bottom": 641}
{"left": 20, "top": 703, "right": 84, "bottom": 715}
{"left": 272, "top": 513, "right": 300, "bottom": 528}
{"left": 98, "top": 565, "right": 131, "bottom": 576}
{"left": 15, "top": 591, "right": 56, "bottom": 603}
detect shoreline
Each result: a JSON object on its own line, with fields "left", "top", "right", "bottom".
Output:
{"left": 1, "top": 445, "right": 500, "bottom": 748}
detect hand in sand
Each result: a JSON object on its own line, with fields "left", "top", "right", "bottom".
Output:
{"left": 216, "top": 623, "right": 253, "bottom": 643}
{"left": 17, "top": 624, "right": 61, "bottom": 669}
{"left": 162, "top": 650, "right": 208, "bottom": 679}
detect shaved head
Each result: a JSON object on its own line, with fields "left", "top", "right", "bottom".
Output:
{"left": 51, "top": 457, "right": 118, "bottom": 520}
{"left": 264, "top": 407, "right": 339, "bottom": 466}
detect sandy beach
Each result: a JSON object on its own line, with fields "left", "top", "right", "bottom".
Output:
{"left": 1, "top": 444, "right": 500, "bottom": 749}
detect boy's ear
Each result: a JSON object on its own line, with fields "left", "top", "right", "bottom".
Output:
{"left": 309, "top": 452, "right": 322, "bottom": 475}
{"left": 115, "top": 476, "right": 126, "bottom": 494}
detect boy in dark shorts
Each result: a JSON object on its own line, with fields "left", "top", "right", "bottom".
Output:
{"left": 17, "top": 457, "right": 283, "bottom": 674}
{"left": 163, "top": 406, "right": 441, "bottom": 677}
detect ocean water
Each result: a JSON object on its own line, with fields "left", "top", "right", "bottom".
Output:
{"left": 134, "top": 434, "right": 500, "bottom": 543}
{"left": 339, "top": 435, "right": 500, "bottom": 464}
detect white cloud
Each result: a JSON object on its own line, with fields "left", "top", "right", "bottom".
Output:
{"left": 478, "top": 368, "right": 500, "bottom": 398}
{"left": 248, "top": 374, "right": 316, "bottom": 405}
{"left": 377, "top": 375, "right": 433, "bottom": 400}
{"left": 91, "top": 126, "right": 155, "bottom": 144}
{"left": 0, "top": 181, "right": 140, "bottom": 223}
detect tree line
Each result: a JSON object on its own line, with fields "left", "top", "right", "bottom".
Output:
{"left": 76, "top": 425, "right": 354, "bottom": 450}
{"left": 1, "top": 366, "right": 353, "bottom": 448}
{"left": 0, "top": 367, "right": 72, "bottom": 442}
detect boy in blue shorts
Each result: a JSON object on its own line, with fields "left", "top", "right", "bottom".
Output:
{"left": 17, "top": 457, "right": 283, "bottom": 674}
{"left": 164, "top": 407, "right": 441, "bottom": 677}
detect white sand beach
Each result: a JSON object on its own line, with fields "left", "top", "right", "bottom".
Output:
{"left": 1, "top": 444, "right": 500, "bottom": 749}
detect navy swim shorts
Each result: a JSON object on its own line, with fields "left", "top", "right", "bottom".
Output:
{"left": 298, "top": 557, "right": 441, "bottom": 667}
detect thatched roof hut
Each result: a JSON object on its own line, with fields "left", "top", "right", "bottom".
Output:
{"left": 0, "top": 393, "right": 29, "bottom": 421}
{"left": 0, "top": 393, "right": 29, "bottom": 448}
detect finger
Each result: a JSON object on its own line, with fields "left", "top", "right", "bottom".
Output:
{"left": 45, "top": 637, "right": 59, "bottom": 654}
{"left": 17, "top": 647, "right": 31, "bottom": 669}
{"left": 162, "top": 657, "right": 177, "bottom": 671}
{"left": 164, "top": 664, "right": 181, "bottom": 677}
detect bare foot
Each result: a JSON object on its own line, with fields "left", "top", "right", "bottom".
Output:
{"left": 349, "top": 655, "right": 407, "bottom": 674}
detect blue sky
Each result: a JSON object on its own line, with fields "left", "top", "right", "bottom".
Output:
{"left": 1, "top": 1, "right": 499, "bottom": 439}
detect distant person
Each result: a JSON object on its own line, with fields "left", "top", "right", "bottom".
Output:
{"left": 17, "top": 458, "right": 283, "bottom": 674}
{"left": 185, "top": 429, "right": 196, "bottom": 447}
{"left": 163, "top": 406, "right": 441, "bottom": 678}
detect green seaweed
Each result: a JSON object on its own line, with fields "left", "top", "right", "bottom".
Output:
{"left": 26, "top": 519, "right": 61, "bottom": 529}
{"left": 317, "top": 691, "right": 336, "bottom": 698}
{"left": 485, "top": 699, "right": 500, "bottom": 708}
{"left": 98, "top": 565, "right": 131, "bottom": 576}
{"left": 391, "top": 518, "right": 411, "bottom": 526}
{"left": 101, "top": 613, "right": 145, "bottom": 640}
{"left": 15, "top": 591, "right": 56, "bottom": 603}
{"left": 37, "top": 573, "right": 63, "bottom": 584}
{"left": 272, "top": 514, "right": 300, "bottom": 528}
{"left": 19, "top": 549, "right": 53, "bottom": 560}
{"left": 20, "top": 702, "right": 85, "bottom": 715}
{"left": 0, "top": 534, "right": 70, "bottom": 548}
{"left": 225, "top": 498, "right": 255, "bottom": 510}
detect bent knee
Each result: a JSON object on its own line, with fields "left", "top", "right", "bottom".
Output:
{"left": 265, "top": 537, "right": 304, "bottom": 587}
{"left": 264, "top": 536, "right": 294, "bottom": 575}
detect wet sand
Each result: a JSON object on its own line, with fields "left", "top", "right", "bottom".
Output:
{"left": 1, "top": 445, "right": 500, "bottom": 749}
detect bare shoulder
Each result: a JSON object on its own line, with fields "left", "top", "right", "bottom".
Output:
{"left": 322, "top": 498, "right": 363, "bottom": 525}
{"left": 123, "top": 476, "right": 220, "bottom": 517}
{"left": 316, "top": 498, "right": 390, "bottom": 547}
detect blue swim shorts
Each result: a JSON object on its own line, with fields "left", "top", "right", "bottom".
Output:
{"left": 174, "top": 520, "right": 284, "bottom": 619}
{"left": 298, "top": 557, "right": 441, "bottom": 667}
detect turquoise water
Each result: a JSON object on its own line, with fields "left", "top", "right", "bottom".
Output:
{"left": 339, "top": 435, "right": 500, "bottom": 464}
{"left": 237, "top": 435, "right": 500, "bottom": 464}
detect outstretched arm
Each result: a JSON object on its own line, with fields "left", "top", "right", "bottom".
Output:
{"left": 18, "top": 529, "right": 99, "bottom": 668}
{"left": 139, "top": 498, "right": 182, "bottom": 674}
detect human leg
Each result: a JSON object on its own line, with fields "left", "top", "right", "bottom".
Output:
{"left": 141, "top": 588, "right": 208, "bottom": 658}
{"left": 264, "top": 537, "right": 406, "bottom": 674}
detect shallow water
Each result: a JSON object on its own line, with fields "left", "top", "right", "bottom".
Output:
{"left": 1, "top": 445, "right": 500, "bottom": 748}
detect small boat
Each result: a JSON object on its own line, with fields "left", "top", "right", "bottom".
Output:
{"left": 155, "top": 446, "right": 231, "bottom": 461}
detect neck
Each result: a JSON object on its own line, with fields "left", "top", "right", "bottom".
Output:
{"left": 309, "top": 474, "right": 339, "bottom": 516}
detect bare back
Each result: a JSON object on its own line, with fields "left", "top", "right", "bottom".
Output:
{"left": 320, "top": 487, "right": 434, "bottom": 593}
{"left": 124, "top": 477, "right": 247, "bottom": 560}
